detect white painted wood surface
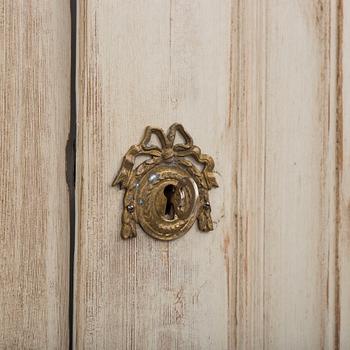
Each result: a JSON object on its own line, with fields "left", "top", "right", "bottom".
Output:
{"left": 74, "top": 0, "right": 349, "bottom": 349}
{"left": 75, "top": 1, "right": 232, "bottom": 348}
{"left": 338, "top": 0, "right": 350, "bottom": 348}
{"left": 263, "top": 1, "right": 336, "bottom": 348}
{"left": 0, "top": 1, "right": 71, "bottom": 348}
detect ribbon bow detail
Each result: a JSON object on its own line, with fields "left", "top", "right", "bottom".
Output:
{"left": 112, "top": 123, "right": 218, "bottom": 190}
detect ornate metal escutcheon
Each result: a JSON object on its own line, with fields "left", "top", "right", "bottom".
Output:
{"left": 112, "top": 123, "right": 218, "bottom": 241}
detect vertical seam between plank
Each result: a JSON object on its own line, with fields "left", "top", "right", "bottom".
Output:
{"left": 65, "top": 1, "right": 77, "bottom": 349}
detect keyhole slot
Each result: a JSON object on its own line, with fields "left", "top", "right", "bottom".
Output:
{"left": 163, "top": 184, "right": 176, "bottom": 220}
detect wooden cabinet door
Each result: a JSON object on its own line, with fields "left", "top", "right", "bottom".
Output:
{"left": 1, "top": 0, "right": 350, "bottom": 349}
{"left": 74, "top": 1, "right": 350, "bottom": 349}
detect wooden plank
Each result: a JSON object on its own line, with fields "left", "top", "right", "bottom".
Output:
{"left": 0, "top": 1, "right": 71, "bottom": 348}
{"left": 75, "top": 0, "right": 233, "bottom": 348}
{"left": 228, "top": 1, "right": 341, "bottom": 348}
{"left": 229, "top": 0, "right": 267, "bottom": 348}
{"left": 75, "top": 0, "right": 349, "bottom": 349}
{"left": 263, "top": 1, "right": 337, "bottom": 349}
{"left": 338, "top": 0, "right": 350, "bottom": 348}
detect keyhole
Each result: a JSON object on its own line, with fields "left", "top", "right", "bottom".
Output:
{"left": 163, "top": 184, "right": 176, "bottom": 220}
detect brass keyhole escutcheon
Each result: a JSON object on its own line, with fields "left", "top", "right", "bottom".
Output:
{"left": 112, "top": 123, "right": 218, "bottom": 241}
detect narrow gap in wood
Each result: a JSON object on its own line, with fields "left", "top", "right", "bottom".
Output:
{"left": 65, "top": 1, "right": 77, "bottom": 349}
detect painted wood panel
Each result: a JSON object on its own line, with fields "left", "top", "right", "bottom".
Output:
{"left": 338, "top": 0, "right": 350, "bottom": 348}
{"left": 75, "top": 0, "right": 349, "bottom": 349}
{"left": 0, "top": 1, "right": 71, "bottom": 348}
{"left": 75, "top": 1, "right": 232, "bottom": 348}
{"left": 263, "top": 1, "right": 335, "bottom": 348}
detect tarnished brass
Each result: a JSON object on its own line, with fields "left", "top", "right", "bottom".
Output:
{"left": 112, "top": 123, "right": 218, "bottom": 241}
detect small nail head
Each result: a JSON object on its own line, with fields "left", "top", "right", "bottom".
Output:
{"left": 148, "top": 173, "right": 160, "bottom": 184}
{"left": 127, "top": 204, "right": 135, "bottom": 213}
{"left": 204, "top": 201, "right": 211, "bottom": 210}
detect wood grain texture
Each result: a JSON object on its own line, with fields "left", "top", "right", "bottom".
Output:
{"left": 263, "top": 1, "right": 336, "bottom": 349}
{"left": 75, "top": 0, "right": 232, "bottom": 348}
{"left": 0, "top": 1, "right": 71, "bottom": 348}
{"left": 75, "top": 0, "right": 349, "bottom": 349}
{"left": 228, "top": 1, "right": 267, "bottom": 348}
{"left": 337, "top": 0, "right": 350, "bottom": 348}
